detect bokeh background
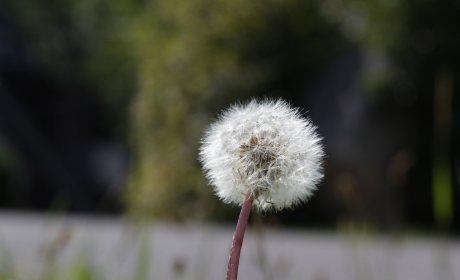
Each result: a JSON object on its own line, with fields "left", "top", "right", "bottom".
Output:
{"left": 0, "top": 0, "right": 460, "bottom": 279}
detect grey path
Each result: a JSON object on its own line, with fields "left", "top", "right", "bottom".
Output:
{"left": 0, "top": 212, "right": 459, "bottom": 280}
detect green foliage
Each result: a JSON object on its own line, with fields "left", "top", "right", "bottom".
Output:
{"left": 125, "top": 0, "right": 343, "bottom": 219}
{"left": 3, "top": 0, "right": 136, "bottom": 137}
{"left": 134, "top": 228, "right": 151, "bottom": 280}
{"left": 0, "top": 247, "right": 15, "bottom": 280}
{"left": 2, "top": 0, "right": 344, "bottom": 219}
{"left": 68, "top": 259, "right": 99, "bottom": 280}
{"left": 6, "top": 0, "right": 458, "bottom": 224}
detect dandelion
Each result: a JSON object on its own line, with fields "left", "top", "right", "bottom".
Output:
{"left": 199, "top": 98, "right": 324, "bottom": 280}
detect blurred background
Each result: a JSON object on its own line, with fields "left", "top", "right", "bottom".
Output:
{"left": 0, "top": 0, "right": 460, "bottom": 279}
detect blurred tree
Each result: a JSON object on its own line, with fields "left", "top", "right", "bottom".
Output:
{"left": 3, "top": 0, "right": 459, "bottom": 229}
{"left": 1, "top": 0, "right": 345, "bottom": 218}
{"left": 2, "top": 0, "right": 136, "bottom": 137}
{"left": 0, "top": 0, "right": 136, "bottom": 211}
{"left": 337, "top": 0, "right": 460, "bottom": 229}
{"left": 125, "top": 0, "right": 344, "bottom": 219}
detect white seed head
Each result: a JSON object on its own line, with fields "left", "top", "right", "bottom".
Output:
{"left": 199, "top": 99, "right": 324, "bottom": 212}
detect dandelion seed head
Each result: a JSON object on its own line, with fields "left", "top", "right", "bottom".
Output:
{"left": 199, "top": 98, "right": 324, "bottom": 212}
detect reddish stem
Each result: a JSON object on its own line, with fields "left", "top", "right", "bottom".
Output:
{"left": 226, "top": 191, "right": 253, "bottom": 280}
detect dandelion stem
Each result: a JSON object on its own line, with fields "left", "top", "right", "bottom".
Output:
{"left": 227, "top": 191, "right": 253, "bottom": 280}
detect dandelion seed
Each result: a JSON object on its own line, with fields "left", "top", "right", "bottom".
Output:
{"left": 199, "top": 98, "right": 324, "bottom": 212}
{"left": 199, "top": 98, "right": 324, "bottom": 280}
